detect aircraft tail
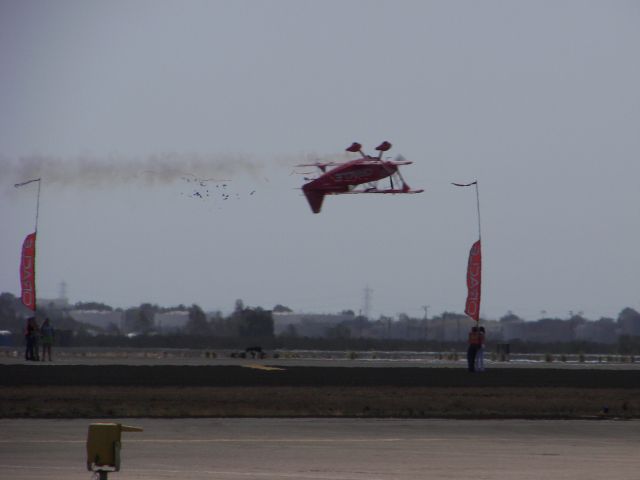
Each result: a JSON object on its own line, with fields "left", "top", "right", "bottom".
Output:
{"left": 303, "top": 188, "right": 325, "bottom": 214}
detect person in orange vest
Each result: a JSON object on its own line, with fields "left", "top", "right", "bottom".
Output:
{"left": 467, "top": 326, "right": 480, "bottom": 372}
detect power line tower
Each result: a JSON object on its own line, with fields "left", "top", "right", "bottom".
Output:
{"left": 362, "top": 285, "right": 373, "bottom": 320}
{"left": 422, "top": 305, "right": 430, "bottom": 339}
{"left": 59, "top": 281, "right": 68, "bottom": 304}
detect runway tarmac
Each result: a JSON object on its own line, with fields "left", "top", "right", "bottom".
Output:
{"left": 3, "top": 347, "right": 640, "bottom": 370}
{"left": 1, "top": 418, "right": 638, "bottom": 479}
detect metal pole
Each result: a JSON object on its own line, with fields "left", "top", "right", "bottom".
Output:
{"left": 474, "top": 181, "right": 482, "bottom": 327}
{"left": 14, "top": 178, "right": 41, "bottom": 232}
{"left": 15, "top": 178, "right": 42, "bottom": 314}
{"left": 452, "top": 180, "right": 481, "bottom": 239}
{"left": 452, "top": 180, "right": 482, "bottom": 326}
{"left": 35, "top": 178, "right": 41, "bottom": 233}
{"left": 474, "top": 181, "right": 481, "bottom": 241}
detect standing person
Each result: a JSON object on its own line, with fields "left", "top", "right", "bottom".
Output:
{"left": 24, "top": 317, "right": 37, "bottom": 361}
{"left": 40, "top": 318, "right": 54, "bottom": 361}
{"left": 31, "top": 317, "right": 40, "bottom": 361}
{"left": 466, "top": 326, "right": 479, "bottom": 372}
{"left": 475, "top": 326, "right": 486, "bottom": 372}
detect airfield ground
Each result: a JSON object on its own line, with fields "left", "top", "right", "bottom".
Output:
{"left": 1, "top": 349, "right": 639, "bottom": 419}
{"left": 3, "top": 418, "right": 640, "bottom": 480}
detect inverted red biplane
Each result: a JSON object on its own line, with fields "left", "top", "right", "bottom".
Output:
{"left": 299, "top": 141, "right": 423, "bottom": 213}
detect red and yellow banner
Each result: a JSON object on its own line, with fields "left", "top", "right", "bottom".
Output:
{"left": 20, "top": 232, "right": 36, "bottom": 311}
{"left": 465, "top": 239, "right": 481, "bottom": 321}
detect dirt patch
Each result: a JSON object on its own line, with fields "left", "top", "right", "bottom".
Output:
{"left": 3, "top": 364, "right": 640, "bottom": 388}
{"left": 2, "top": 365, "right": 639, "bottom": 419}
{"left": 2, "top": 385, "right": 638, "bottom": 419}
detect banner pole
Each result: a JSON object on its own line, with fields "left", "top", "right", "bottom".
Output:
{"left": 33, "top": 180, "right": 40, "bottom": 313}
{"left": 35, "top": 178, "right": 41, "bottom": 233}
{"left": 14, "top": 178, "right": 41, "bottom": 232}
{"left": 474, "top": 181, "right": 482, "bottom": 325}
{"left": 475, "top": 181, "right": 481, "bottom": 241}
{"left": 452, "top": 180, "right": 482, "bottom": 324}
{"left": 15, "top": 178, "right": 41, "bottom": 313}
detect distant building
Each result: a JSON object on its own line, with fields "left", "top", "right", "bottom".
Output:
{"left": 154, "top": 311, "right": 190, "bottom": 333}
{"left": 503, "top": 318, "right": 575, "bottom": 343}
{"left": 574, "top": 318, "right": 618, "bottom": 344}
{"left": 69, "top": 310, "right": 124, "bottom": 331}
{"left": 39, "top": 297, "right": 70, "bottom": 310}
{"left": 426, "top": 313, "right": 476, "bottom": 342}
{"left": 618, "top": 308, "right": 640, "bottom": 336}
{"left": 272, "top": 312, "right": 353, "bottom": 337}
{"left": 500, "top": 318, "right": 527, "bottom": 341}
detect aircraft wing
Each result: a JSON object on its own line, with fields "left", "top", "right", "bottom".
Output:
{"left": 295, "top": 161, "right": 345, "bottom": 168}
{"left": 337, "top": 188, "right": 424, "bottom": 194}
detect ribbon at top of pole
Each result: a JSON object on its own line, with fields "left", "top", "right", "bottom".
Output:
{"left": 14, "top": 178, "right": 42, "bottom": 188}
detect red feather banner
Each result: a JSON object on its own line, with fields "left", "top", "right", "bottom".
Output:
{"left": 465, "top": 239, "right": 481, "bottom": 321}
{"left": 20, "top": 232, "right": 37, "bottom": 311}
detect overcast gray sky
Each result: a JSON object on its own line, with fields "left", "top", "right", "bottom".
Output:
{"left": 1, "top": 0, "right": 639, "bottom": 320}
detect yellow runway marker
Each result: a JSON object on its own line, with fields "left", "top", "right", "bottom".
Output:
{"left": 242, "top": 364, "right": 285, "bottom": 371}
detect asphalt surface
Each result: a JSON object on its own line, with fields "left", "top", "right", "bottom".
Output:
{"left": 2, "top": 362, "right": 640, "bottom": 388}
{"left": 1, "top": 418, "right": 639, "bottom": 480}
{"left": 3, "top": 347, "right": 640, "bottom": 370}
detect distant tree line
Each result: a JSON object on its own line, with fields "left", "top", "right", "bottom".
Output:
{"left": 0, "top": 293, "right": 273, "bottom": 342}
{"left": 1, "top": 291, "right": 640, "bottom": 354}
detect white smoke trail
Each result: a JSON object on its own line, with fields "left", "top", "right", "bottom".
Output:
{"left": 1, "top": 152, "right": 264, "bottom": 189}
